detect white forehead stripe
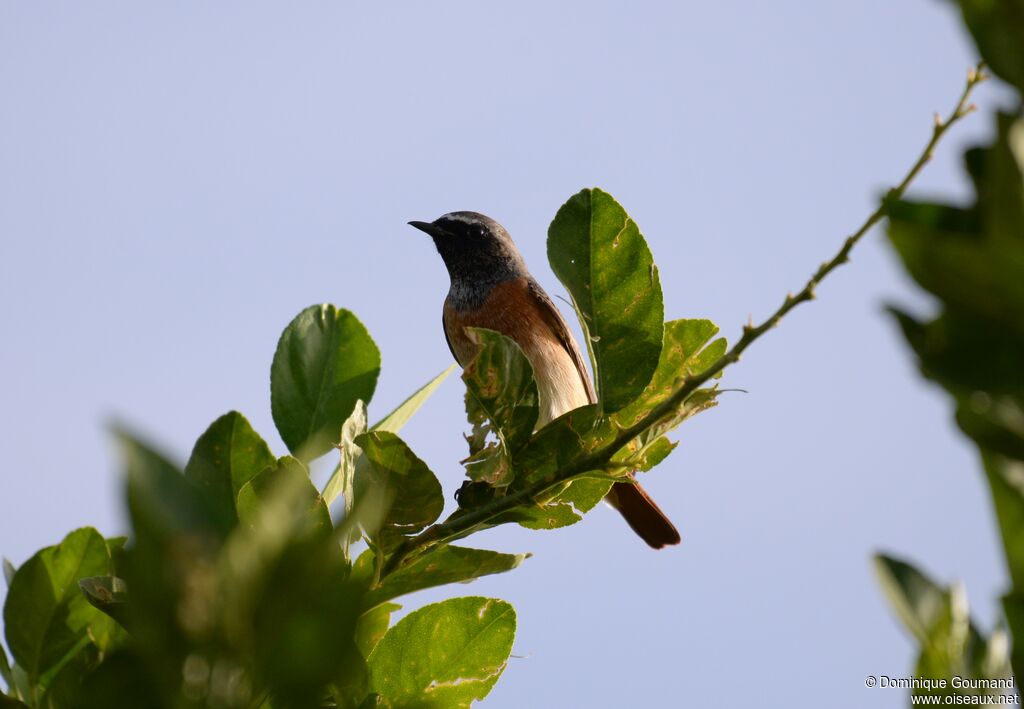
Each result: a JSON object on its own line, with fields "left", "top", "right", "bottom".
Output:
{"left": 440, "top": 212, "right": 487, "bottom": 225}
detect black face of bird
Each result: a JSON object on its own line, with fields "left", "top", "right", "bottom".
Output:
{"left": 409, "top": 212, "right": 528, "bottom": 286}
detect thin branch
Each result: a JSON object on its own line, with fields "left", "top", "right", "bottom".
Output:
{"left": 382, "top": 63, "right": 988, "bottom": 576}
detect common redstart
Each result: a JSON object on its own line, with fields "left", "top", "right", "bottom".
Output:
{"left": 410, "top": 211, "right": 680, "bottom": 549}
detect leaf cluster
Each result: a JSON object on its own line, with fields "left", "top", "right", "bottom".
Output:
{"left": 1, "top": 186, "right": 729, "bottom": 708}
{"left": 876, "top": 1, "right": 1024, "bottom": 700}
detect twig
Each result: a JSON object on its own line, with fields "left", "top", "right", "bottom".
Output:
{"left": 382, "top": 63, "right": 987, "bottom": 576}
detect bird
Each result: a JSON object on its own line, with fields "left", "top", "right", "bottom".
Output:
{"left": 409, "top": 211, "right": 680, "bottom": 549}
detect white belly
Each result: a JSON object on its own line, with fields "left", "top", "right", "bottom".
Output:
{"left": 525, "top": 337, "right": 592, "bottom": 427}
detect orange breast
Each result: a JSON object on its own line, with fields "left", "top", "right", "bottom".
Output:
{"left": 444, "top": 277, "right": 591, "bottom": 426}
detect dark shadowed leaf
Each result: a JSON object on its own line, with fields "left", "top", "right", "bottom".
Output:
{"left": 355, "top": 432, "right": 443, "bottom": 549}
{"left": 116, "top": 427, "right": 232, "bottom": 697}
{"left": 887, "top": 112, "right": 1024, "bottom": 682}
{"left": 368, "top": 596, "right": 515, "bottom": 708}
{"left": 954, "top": 0, "right": 1024, "bottom": 93}
{"left": 888, "top": 114, "right": 1024, "bottom": 334}
{"left": 3, "top": 528, "right": 113, "bottom": 687}
{"left": 271, "top": 304, "right": 381, "bottom": 462}
{"left": 72, "top": 649, "right": 165, "bottom": 709}
{"left": 236, "top": 456, "right": 332, "bottom": 539}
{"left": 118, "top": 427, "right": 232, "bottom": 544}
{"left": 184, "top": 411, "right": 276, "bottom": 526}
{"left": 366, "top": 546, "right": 529, "bottom": 609}
{"left": 78, "top": 576, "right": 131, "bottom": 633}
{"left": 548, "top": 187, "right": 664, "bottom": 413}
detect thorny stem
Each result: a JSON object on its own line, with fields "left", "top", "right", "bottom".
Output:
{"left": 382, "top": 63, "right": 988, "bottom": 577}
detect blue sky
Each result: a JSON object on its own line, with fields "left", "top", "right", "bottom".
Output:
{"left": 0, "top": 2, "right": 1012, "bottom": 706}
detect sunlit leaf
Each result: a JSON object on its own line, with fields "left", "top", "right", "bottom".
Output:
{"left": 3, "top": 528, "right": 113, "bottom": 687}
{"left": 271, "top": 304, "right": 381, "bottom": 462}
{"left": 368, "top": 596, "right": 516, "bottom": 708}
{"left": 184, "top": 411, "right": 276, "bottom": 526}
{"left": 888, "top": 114, "right": 1024, "bottom": 334}
{"left": 548, "top": 187, "right": 664, "bottom": 413}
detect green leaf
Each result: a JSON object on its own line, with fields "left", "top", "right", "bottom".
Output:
{"left": 463, "top": 328, "right": 539, "bottom": 453}
{"left": 184, "top": 411, "right": 276, "bottom": 525}
{"left": 118, "top": 426, "right": 232, "bottom": 544}
{"left": 236, "top": 456, "right": 332, "bottom": 540}
{"left": 0, "top": 640, "right": 13, "bottom": 697}
{"left": 366, "top": 546, "right": 529, "bottom": 609}
{"left": 355, "top": 432, "right": 444, "bottom": 549}
{"left": 39, "top": 641, "right": 100, "bottom": 709}
{"left": 0, "top": 696, "right": 29, "bottom": 709}
{"left": 271, "top": 304, "right": 381, "bottom": 462}
{"left": 78, "top": 576, "right": 131, "bottom": 634}
{"left": 886, "top": 115, "right": 1024, "bottom": 686}
{"left": 875, "top": 555, "right": 1007, "bottom": 695}
{"left": 874, "top": 553, "right": 949, "bottom": 646}
{"left": 612, "top": 319, "right": 727, "bottom": 428}
{"left": 3, "top": 558, "right": 14, "bottom": 587}
{"left": 954, "top": 0, "right": 1024, "bottom": 94}
{"left": 1003, "top": 592, "right": 1024, "bottom": 681}
{"left": 607, "top": 319, "right": 725, "bottom": 471}
{"left": 548, "top": 187, "right": 664, "bottom": 413}
{"left": 978, "top": 449, "right": 1024, "bottom": 589}
{"left": 372, "top": 365, "right": 457, "bottom": 434}
{"left": 72, "top": 649, "right": 164, "bottom": 709}
{"left": 888, "top": 114, "right": 1024, "bottom": 334}
{"left": 355, "top": 602, "right": 401, "bottom": 659}
{"left": 117, "top": 427, "right": 231, "bottom": 690}
{"left": 3, "top": 528, "right": 112, "bottom": 687}
{"left": 220, "top": 464, "right": 365, "bottom": 707}
{"left": 368, "top": 597, "right": 516, "bottom": 708}
{"left": 462, "top": 328, "right": 539, "bottom": 488}
{"left": 502, "top": 477, "right": 613, "bottom": 530}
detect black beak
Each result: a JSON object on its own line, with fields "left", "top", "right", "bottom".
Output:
{"left": 408, "top": 220, "right": 447, "bottom": 239}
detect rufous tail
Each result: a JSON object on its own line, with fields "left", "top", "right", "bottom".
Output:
{"left": 607, "top": 480, "right": 681, "bottom": 549}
